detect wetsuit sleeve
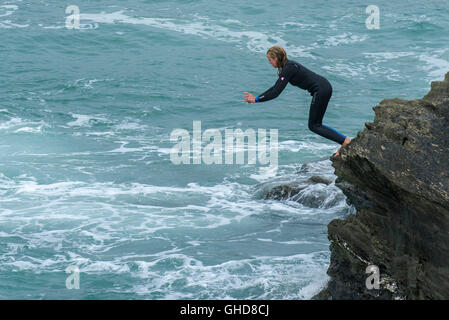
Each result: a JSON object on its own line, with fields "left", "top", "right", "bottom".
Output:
{"left": 256, "top": 64, "right": 293, "bottom": 103}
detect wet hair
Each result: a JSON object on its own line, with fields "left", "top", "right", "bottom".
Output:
{"left": 267, "top": 46, "right": 288, "bottom": 76}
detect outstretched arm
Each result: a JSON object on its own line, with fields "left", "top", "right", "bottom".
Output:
{"left": 243, "top": 82, "right": 284, "bottom": 104}
{"left": 254, "top": 65, "right": 292, "bottom": 103}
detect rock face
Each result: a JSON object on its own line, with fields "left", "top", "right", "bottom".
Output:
{"left": 314, "top": 72, "right": 449, "bottom": 299}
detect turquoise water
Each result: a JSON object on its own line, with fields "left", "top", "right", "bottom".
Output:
{"left": 1, "top": 0, "right": 448, "bottom": 299}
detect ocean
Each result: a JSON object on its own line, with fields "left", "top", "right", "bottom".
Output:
{"left": 1, "top": 0, "right": 448, "bottom": 299}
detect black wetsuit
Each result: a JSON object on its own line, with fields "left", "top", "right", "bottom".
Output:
{"left": 255, "top": 59, "right": 347, "bottom": 145}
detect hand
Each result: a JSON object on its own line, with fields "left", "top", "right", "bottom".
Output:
{"left": 243, "top": 92, "right": 256, "bottom": 103}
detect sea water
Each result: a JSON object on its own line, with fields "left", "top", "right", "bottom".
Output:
{"left": 1, "top": 0, "right": 448, "bottom": 299}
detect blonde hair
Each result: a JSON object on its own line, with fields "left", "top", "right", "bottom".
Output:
{"left": 267, "top": 46, "right": 288, "bottom": 76}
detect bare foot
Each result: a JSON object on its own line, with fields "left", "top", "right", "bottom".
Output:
{"left": 332, "top": 137, "right": 351, "bottom": 158}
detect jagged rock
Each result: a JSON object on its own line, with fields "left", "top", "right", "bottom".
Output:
{"left": 308, "top": 175, "right": 333, "bottom": 185}
{"left": 264, "top": 183, "right": 306, "bottom": 200}
{"left": 314, "top": 71, "right": 449, "bottom": 300}
{"left": 261, "top": 175, "right": 333, "bottom": 201}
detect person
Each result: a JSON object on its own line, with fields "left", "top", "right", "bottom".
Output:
{"left": 243, "top": 45, "right": 351, "bottom": 158}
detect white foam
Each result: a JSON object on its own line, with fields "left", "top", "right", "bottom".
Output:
{"left": 279, "top": 140, "right": 337, "bottom": 152}
{"left": 106, "top": 141, "right": 150, "bottom": 153}
{"left": 0, "top": 4, "right": 18, "bottom": 17}
{"left": 75, "top": 131, "right": 115, "bottom": 137}
{"left": 41, "top": 25, "right": 65, "bottom": 29}
{"left": 0, "top": 117, "right": 48, "bottom": 132}
{"left": 298, "top": 273, "right": 329, "bottom": 299}
{"left": 186, "top": 240, "right": 202, "bottom": 246}
{"left": 79, "top": 23, "right": 99, "bottom": 30}
{"left": 6, "top": 242, "right": 25, "bottom": 254}
{"left": 15, "top": 180, "right": 84, "bottom": 195}
{"left": 322, "top": 61, "right": 369, "bottom": 79}
{"left": 0, "top": 117, "right": 22, "bottom": 129}
{"left": 363, "top": 51, "right": 415, "bottom": 61}
{"left": 280, "top": 22, "right": 319, "bottom": 29}
{"left": 290, "top": 181, "right": 347, "bottom": 211}
{"left": 0, "top": 174, "right": 340, "bottom": 300}
{"left": 418, "top": 51, "right": 449, "bottom": 82}
{"left": 249, "top": 165, "right": 279, "bottom": 182}
{"left": 14, "top": 122, "right": 49, "bottom": 134}
{"left": 267, "top": 200, "right": 315, "bottom": 214}
{"left": 0, "top": 20, "right": 28, "bottom": 28}
{"left": 221, "top": 19, "right": 246, "bottom": 26}
{"left": 156, "top": 147, "right": 172, "bottom": 155}
{"left": 82, "top": 261, "right": 130, "bottom": 273}
{"left": 129, "top": 251, "right": 329, "bottom": 299}
{"left": 79, "top": 10, "right": 314, "bottom": 58}
{"left": 14, "top": 126, "right": 42, "bottom": 133}
{"left": 321, "top": 32, "right": 368, "bottom": 47}
{"left": 114, "top": 121, "right": 147, "bottom": 131}
{"left": 67, "top": 113, "right": 110, "bottom": 127}
{"left": 12, "top": 179, "right": 239, "bottom": 201}
{"left": 0, "top": 5, "right": 28, "bottom": 29}
{"left": 5, "top": 261, "right": 36, "bottom": 271}
{"left": 2, "top": 178, "right": 256, "bottom": 231}
{"left": 73, "top": 78, "right": 113, "bottom": 89}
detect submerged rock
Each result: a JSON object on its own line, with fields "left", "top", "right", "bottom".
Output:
{"left": 263, "top": 183, "right": 307, "bottom": 200}
{"left": 314, "top": 72, "right": 449, "bottom": 300}
{"left": 262, "top": 175, "right": 333, "bottom": 201}
{"left": 252, "top": 162, "right": 345, "bottom": 209}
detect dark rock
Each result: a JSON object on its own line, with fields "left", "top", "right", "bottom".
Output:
{"left": 308, "top": 175, "right": 333, "bottom": 185}
{"left": 263, "top": 183, "right": 306, "bottom": 200}
{"left": 314, "top": 71, "right": 449, "bottom": 300}
{"left": 260, "top": 176, "right": 334, "bottom": 202}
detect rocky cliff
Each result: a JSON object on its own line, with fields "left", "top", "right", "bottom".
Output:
{"left": 314, "top": 71, "right": 449, "bottom": 299}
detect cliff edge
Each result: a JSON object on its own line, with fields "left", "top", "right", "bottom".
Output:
{"left": 314, "top": 71, "right": 449, "bottom": 299}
